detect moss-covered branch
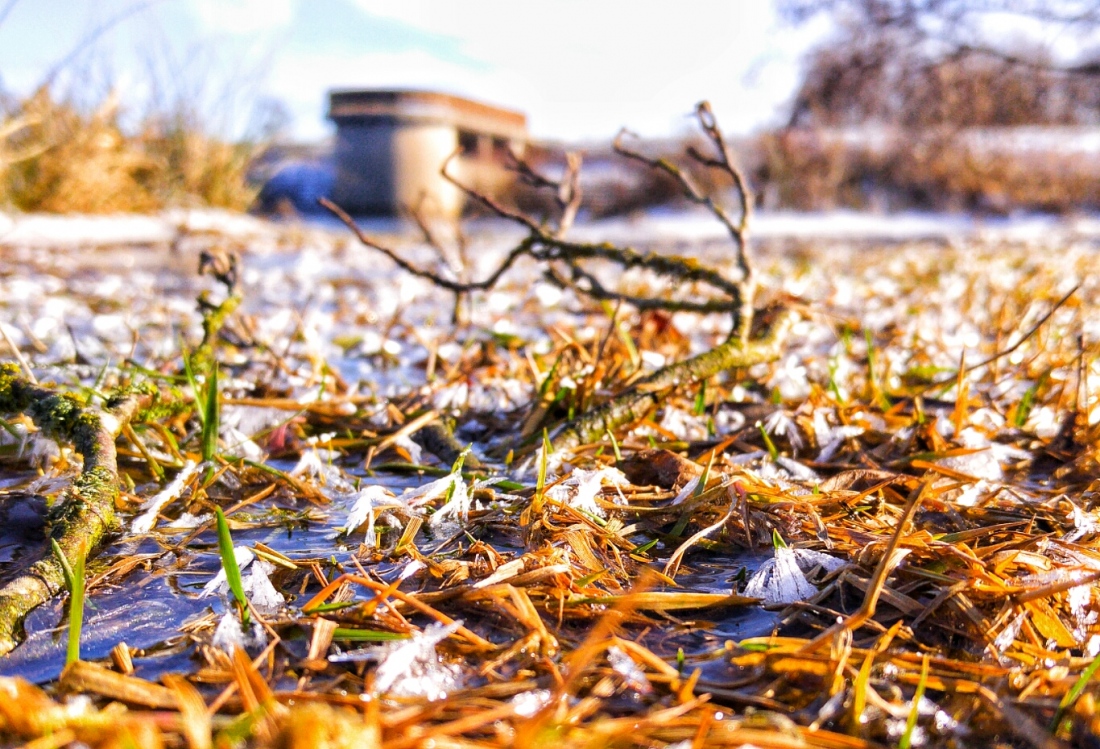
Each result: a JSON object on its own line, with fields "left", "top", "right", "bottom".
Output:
{"left": 0, "top": 365, "right": 155, "bottom": 655}
{"left": 548, "top": 309, "right": 797, "bottom": 453}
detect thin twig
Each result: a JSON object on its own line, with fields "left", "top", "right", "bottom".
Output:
{"left": 930, "top": 282, "right": 1080, "bottom": 387}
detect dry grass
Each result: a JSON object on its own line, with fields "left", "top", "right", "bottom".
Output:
{"left": 0, "top": 87, "right": 257, "bottom": 213}
{"left": 0, "top": 228, "right": 1097, "bottom": 747}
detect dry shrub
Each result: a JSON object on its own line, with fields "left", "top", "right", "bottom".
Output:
{"left": 0, "top": 87, "right": 257, "bottom": 213}
{"left": 755, "top": 127, "right": 1100, "bottom": 213}
{"left": 756, "top": 130, "right": 856, "bottom": 210}
{"left": 3, "top": 89, "right": 160, "bottom": 213}
{"left": 886, "top": 133, "right": 1100, "bottom": 212}
{"left": 141, "top": 120, "right": 257, "bottom": 210}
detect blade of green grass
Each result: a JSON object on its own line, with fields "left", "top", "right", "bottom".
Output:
{"left": 900, "top": 655, "right": 930, "bottom": 749}
{"left": 183, "top": 349, "right": 205, "bottom": 426}
{"left": 214, "top": 507, "right": 250, "bottom": 627}
{"left": 1014, "top": 371, "right": 1048, "bottom": 428}
{"left": 771, "top": 528, "right": 788, "bottom": 549}
{"left": 537, "top": 353, "right": 563, "bottom": 398}
{"left": 758, "top": 421, "right": 779, "bottom": 461}
{"left": 606, "top": 429, "right": 622, "bottom": 462}
{"left": 534, "top": 428, "right": 551, "bottom": 512}
{"left": 201, "top": 363, "right": 220, "bottom": 463}
{"left": 1050, "top": 647, "right": 1100, "bottom": 734}
{"left": 443, "top": 446, "right": 470, "bottom": 505}
{"left": 51, "top": 539, "right": 85, "bottom": 665}
{"left": 693, "top": 379, "right": 707, "bottom": 416}
{"left": 694, "top": 453, "right": 715, "bottom": 499}
{"left": 332, "top": 628, "right": 411, "bottom": 642}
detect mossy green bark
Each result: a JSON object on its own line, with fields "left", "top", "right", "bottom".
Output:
{"left": 0, "top": 364, "right": 152, "bottom": 655}
{"left": 549, "top": 310, "right": 797, "bottom": 453}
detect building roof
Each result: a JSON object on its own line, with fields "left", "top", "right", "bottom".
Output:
{"left": 328, "top": 89, "right": 528, "bottom": 141}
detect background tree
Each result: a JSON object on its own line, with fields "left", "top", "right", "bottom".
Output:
{"left": 780, "top": 0, "right": 1100, "bottom": 128}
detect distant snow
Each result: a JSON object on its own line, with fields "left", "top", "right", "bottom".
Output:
{"left": 575, "top": 208, "right": 1100, "bottom": 245}
{"left": 0, "top": 209, "right": 278, "bottom": 249}
{"left": 2, "top": 207, "right": 1099, "bottom": 251}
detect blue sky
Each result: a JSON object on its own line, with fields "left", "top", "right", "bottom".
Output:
{"left": 0, "top": 0, "right": 831, "bottom": 142}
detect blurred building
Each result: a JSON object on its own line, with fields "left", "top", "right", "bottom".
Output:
{"left": 328, "top": 89, "right": 528, "bottom": 218}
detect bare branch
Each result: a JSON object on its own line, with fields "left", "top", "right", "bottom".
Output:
{"left": 504, "top": 147, "right": 583, "bottom": 237}
{"left": 613, "top": 102, "right": 756, "bottom": 341}
{"left": 319, "top": 197, "right": 537, "bottom": 295}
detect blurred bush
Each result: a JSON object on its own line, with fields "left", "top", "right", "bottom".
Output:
{"left": 0, "top": 87, "right": 257, "bottom": 213}
{"left": 752, "top": 127, "right": 1100, "bottom": 213}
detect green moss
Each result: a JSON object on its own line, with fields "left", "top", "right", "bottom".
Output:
{"left": 72, "top": 465, "right": 118, "bottom": 499}
{"left": 106, "top": 380, "right": 159, "bottom": 410}
{"left": 0, "top": 368, "right": 132, "bottom": 656}
{"left": 0, "top": 363, "right": 27, "bottom": 413}
{"left": 27, "top": 393, "right": 86, "bottom": 440}
{"left": 137, "top": 393, "right": 190, "bottom": 423}
{"left": 46, "top": 466, "right": 119, "bottom": 529}
{"left": 71, "top": 411, "right": 104, "bottom": 454}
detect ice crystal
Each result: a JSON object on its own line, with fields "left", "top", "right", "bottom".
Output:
{"left": 428, "top": 475, "right": 471, "bottom": 527}
{"left": 371, "top": 620, "right": 464, "bottom": 699}
{"left": 936, "top": 428, "right": 1004, "bottom": 481}
{"left": 763, "top": 410, "right": 804, "bottom": 453}
{"left": 211, "top": 611, "right": 268, "bottom": 653}
{"left": 219, "top": 425, "right": 264, "bottom": 462}
{"left": 546, "top": 467, "right": 629, "bottom": 518}
{"left": 1064, "top": 501, "right": 1100, "bottom": 543}
{"left": 955, "top": 479, "right": 994, "bottom": 507}
{"left": 165, "top": 511, "right": 211, "bottom": 529}
{"left": 432, "top": 382, "right": 469, "bottom": 410}
{"left": 344, "top": 485, "right": 396, "bottom": 547}
{"left": 392, "top": 433, "right": 423, "bottom": 464}
{"left": 511, "top": 689, "right": 553, "bottom": 717}
{"left": 812, "top": 408, "right": 865, "bottom": 462}
{"left": 200, "top": 546, "right": 255, "bottom": 598}
{"left": 199, "top": 545, "right": 283, "bottom": 613}
{"left": 245, "top": 561, "right": 283, "bottom": 614}
{"left": 886, "top": 718, "right": 926, "bottom": 746}
{"left": 769, "top": 354, "right": 811, "bottom": 401}
{"left": 1067, "top": 580, "right": 1098, "bottom": 642}
{"left": 397, "top": 559, "right": 426, "bottom": 581}
{"left": 290, "top": 448, "right": 354, "bottom": 494}
{"left": 775, "top": 456, "right": 819, "bottom": 482}
{"left": 659, "top": 406, "right": 709, "bottom": 441}
{"left": 744, "top": 546, "right": 844, "bottom": 605}
{"left": 994, "top": 610, "right": 1028, "bottom": 653}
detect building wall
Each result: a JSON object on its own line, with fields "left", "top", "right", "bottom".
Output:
{"left": 332, "top": 119, "right": 464, "bottom": 217}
